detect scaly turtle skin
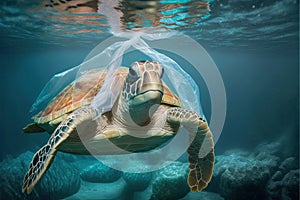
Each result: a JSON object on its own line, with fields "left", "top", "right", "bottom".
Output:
{"left": 22, "top": 61, "right": 214, "bottom": 194}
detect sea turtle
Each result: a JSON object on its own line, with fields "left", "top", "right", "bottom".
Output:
{"left": 22, "top": 60, "right": 214, "bottom": 194}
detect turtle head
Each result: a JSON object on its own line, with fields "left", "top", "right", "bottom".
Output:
{"left": 122, "top": 60, "right": 164, "bottom": 125}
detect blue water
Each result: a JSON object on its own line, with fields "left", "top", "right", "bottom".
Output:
{"left": 0, "top": 0, "right": 299, "bottom": 199}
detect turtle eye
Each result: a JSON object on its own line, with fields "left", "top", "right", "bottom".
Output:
{"left": 161, "top": 67, "right": 164, "bottom": 78}
{"left": 128, "top": 68, "right": 139, "bottom": 82}
{"left": 129, "top": 68, "right": 137, "bottom": 77}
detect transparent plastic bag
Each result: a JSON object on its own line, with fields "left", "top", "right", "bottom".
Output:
{"left": 31, "top": 32, "right": 205, "bottom": 121}
{"left": 30, "top": 65, "right": 79, "bottom": 114}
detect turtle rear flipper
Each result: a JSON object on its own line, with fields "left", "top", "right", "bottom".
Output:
{"left": 22, "top": 106, "right": 97, "bottom": 194}
{"left": 23, "top": 123, "right": 45, "bottom": 133}
{"left": 167, "top": 107, "right": 215, "bottom": 192}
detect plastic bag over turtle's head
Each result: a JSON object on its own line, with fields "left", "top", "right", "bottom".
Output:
{"left": 79, "top": 32, "right": 205, "bottom": 120}
{"left": 30, "top": 32, "right": 206, "bottom": 122}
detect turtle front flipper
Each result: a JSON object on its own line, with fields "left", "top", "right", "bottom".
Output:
{"left": 22, "top": 106, "right": 97, "bottom": 194}
{"left": 167, "top": 107, "right": 215, "bottom": 192}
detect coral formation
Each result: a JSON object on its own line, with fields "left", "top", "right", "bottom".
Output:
{"left": 151, "top": 162, "right": 189, "bottom": 200}
{"left": 123, "top": 172, "right": 152, "bottom": 191}
{"left": 80, "top": 161, "right": 122, "bottom": 183}
{"left": 267, "top": 157, "right": 299, "bottom": 200}
{"left": 0, "top": 151, "right": 80, "bottom": 200}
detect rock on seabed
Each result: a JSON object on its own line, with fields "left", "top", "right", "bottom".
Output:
{"left": 0, "top": 151, "right": 81, "bottom": 200}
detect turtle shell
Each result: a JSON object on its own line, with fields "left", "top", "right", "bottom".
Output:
{"left": 33, "top": 67, "right": 181, "bottom": 124}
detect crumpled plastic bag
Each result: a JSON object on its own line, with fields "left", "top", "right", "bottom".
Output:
{"left": 31, "top": 31, "right": 205, "bottom": 121}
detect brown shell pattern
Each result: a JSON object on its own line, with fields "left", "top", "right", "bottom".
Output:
{"left": 34, "top": 68, "right": 181, "bottom": 124}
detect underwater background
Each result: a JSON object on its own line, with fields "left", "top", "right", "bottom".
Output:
{"left": 0, "top": 0, "right": 299, "bottom": 199}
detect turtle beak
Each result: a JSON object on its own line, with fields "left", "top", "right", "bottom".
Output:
{"left": 138, "top": 70, "right": 164, "bottom": 95}
{"left": 129, "top": 70, "right": 163, "bottom": 107}
{"left": 131, "top": 90, "right": 163, "bottom": 106}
